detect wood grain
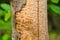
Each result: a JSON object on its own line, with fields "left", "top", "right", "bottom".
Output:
{"left": 11, "top": 0, "right": 49, "bottom": 40}
{"left": 16, "top": 0, "right": 38, "bottom": 40}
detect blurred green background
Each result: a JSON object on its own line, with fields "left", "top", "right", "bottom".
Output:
{"left": 0, "top": 0, "right": 11, "bottom": 40}
{"left": 0, "top": 0, "right": 60, "bottom": 40}
{"left": 48, "top": 0, "right": 60, "bottom": 40}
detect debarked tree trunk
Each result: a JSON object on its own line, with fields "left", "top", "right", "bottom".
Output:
{"left": 10, "top": 0, "right": 49, "bottom": 40}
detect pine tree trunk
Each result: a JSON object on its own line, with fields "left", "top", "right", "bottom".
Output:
{"left": 10, "top": 0, "right": 49, "bottom": 40}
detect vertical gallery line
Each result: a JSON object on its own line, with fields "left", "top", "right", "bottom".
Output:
{"left": 37, "top": 0, "right": 39, "bottom": 40}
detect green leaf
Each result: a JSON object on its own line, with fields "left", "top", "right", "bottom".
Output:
{"left": 2, "top": 34, "right": 10, "bottom": 40}
{"left": 1, "top": 23, "right": 12, "bottom": 31}
{"left": 51, "top": 0, "right": 59, "bottom": 3}
{"left": 48, "top": 4, "right": 60, "bottom": 14}
{"left": 0, "top": 3, "right": 11, "bottom": 11}
{"left": 4, "top": 11, "right": 11, "bottom": 21}
{"left": 0, "top": 20, "right": 5, "bottom": 26}
{"left": 0, "top": 18, "right": 12, "bottom": 31}
{"left": 0, "top": 9, "right": 6, "bottom": 15}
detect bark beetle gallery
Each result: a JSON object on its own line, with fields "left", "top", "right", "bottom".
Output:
{"left": 10, "top": 0, "right": 49, "bottom": 40}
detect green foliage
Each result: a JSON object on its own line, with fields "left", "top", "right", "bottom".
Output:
{"left": 0, "top": 20, "right": 5, "bottom": 26}
{"left": 49, "top": 32, "right": 57, "bottom": 40}
{"left": 0, "top": 3, "right": 11, "bottom": 11}
{"left": 2, "top": 34, "right": 11, "bottom": 40}
{"left": 4, "top": 11, "right": 11, "bottom": 21}
{"left": 0, "top": 9, "right": 5, "bottom": 15}
{"left": 0, "top": 3, "right": 11, "bottom": 30}
{"left": 48, "top": 4, "right": 60, "bottom": 14}
{"left": 48, "top": 0, "right": 60, "bottom": 40}
{"left": 49, "top": 32, "right": 60, "bottom": 40}
{"left": 0, "top": 1, "right": 11, "bottom": 40}
{"left": 51, "top": 0, "right": 59, "bottom": 3}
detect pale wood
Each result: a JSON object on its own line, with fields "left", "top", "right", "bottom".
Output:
{"left": 16, "top": 0, "right": 38, "bottom": 40}
{"left": 39, "top": 0, "right": 49, "bottom": 40}
{"left": 11, "top": 0, "right": 49, "bottom": 40}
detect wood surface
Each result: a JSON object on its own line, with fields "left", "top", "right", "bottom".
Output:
{"left": 11, "top": 0, "right": 49, "bottom": 40}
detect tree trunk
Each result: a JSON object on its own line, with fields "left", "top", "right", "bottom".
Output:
{"left": 10, "top": 0, "right": 49, "bottom": 40}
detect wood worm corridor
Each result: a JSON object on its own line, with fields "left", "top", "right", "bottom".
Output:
{"left": 10, "top": 0, "right": 49, "bottom": 40}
